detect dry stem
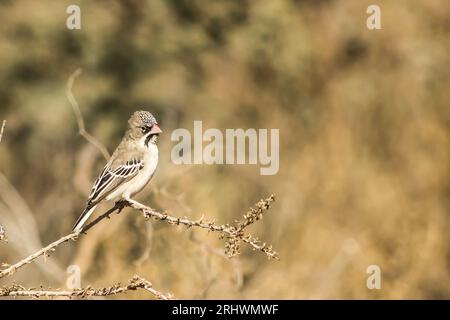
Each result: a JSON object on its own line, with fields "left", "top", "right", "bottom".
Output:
{"left": 0, "top": 275, "right": 172, "bottom": 299}
{"left": 0, "top": 120, "right": 7, "bottom": 242}
{"left": 127, "top": 195, "right": 278, "bottom": 259}
{"left": 0, "top": 205, "right": 120, "bottom": 279}
{"left": 66, "top": 69, "right": 110, "bottom": 160}
{"left": 0, "top": 120, "right": 5, "bottom": 144}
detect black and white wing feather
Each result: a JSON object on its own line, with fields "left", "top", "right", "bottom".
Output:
{"left": 88, "top": 158, "right": 144, "bottom": 204}
{"left": 72, "top": 158, "right": 143, "bottom": 231}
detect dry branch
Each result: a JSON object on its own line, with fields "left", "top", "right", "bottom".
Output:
{"left": 128, "top": 195, "right": 279, "bottom": 259}
{"left": 0, "top": 205, "right": 120, "bottom": 279}
{"left": 0, "top": 120, "right": 5, "bottom": 144}
{"left": 0, "top": 275, "right": 172, "bottom": 300}
{"left": 0, "top": 195, "right": 277, "bottom": 281}
{"left": 66, "top": 69, "right": 110, "bottom": 160}
{"left": 0, "top": 233, "right": 77, "bottom": 279}
{"left": 0, "top": 120, "right": 7, "bottom": 242}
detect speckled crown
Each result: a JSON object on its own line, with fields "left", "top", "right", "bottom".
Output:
{"left": 129, "top": 110, "right": 157, "bottom": 127}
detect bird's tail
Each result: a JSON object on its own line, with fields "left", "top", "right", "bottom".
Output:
{"left": 72, "top": 204, "right": 97, "bottom": 232}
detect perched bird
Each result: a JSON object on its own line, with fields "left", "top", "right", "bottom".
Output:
{"left": 72, "top": 110, "right": 162, "bottom": 232}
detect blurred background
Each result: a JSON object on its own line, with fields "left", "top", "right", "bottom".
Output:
{"left": 0, "top": 0, "right": 449, "bottom": 299}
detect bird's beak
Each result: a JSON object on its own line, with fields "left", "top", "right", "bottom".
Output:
{"left": 150, "top": 123, "right": 162, "bottom": 134}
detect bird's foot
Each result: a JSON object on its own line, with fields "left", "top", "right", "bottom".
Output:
{"left": 115, "top": 200, "right": 128, "bottom": 212}
{"left": 122, "top": 197, "right": 143, "bottom": 209}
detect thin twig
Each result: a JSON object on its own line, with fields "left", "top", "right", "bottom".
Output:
{"left": 0, "top": 275, "right": 172, "bottom": 299}
{"left": 0, "top": 205, "right": 120, "bottom": 279}
{"left": 127, "top": 195, "right": 278, "bottom": 259}
{"left": 0, "top": 121, "right": 7, "bottom": 242}
{"left": 66, "top": 68, "right": 110, "bottom": 160}
{"left": 0, "top": 120, "right": 5, "bottom": 144}
{"left": 0, "top": 233, "right": 77, "bottom": 279}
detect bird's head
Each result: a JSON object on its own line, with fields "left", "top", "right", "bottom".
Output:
{"left": 128, "top": 110, "right": 162, "bottom": 146}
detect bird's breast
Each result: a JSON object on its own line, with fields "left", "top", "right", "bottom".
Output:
{"left": 129, "top": 145, "right": 158, "bottom": 196}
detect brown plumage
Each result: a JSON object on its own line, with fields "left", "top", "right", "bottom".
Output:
{"left": 72, "top": 111, "right": 162, "bottom": 232}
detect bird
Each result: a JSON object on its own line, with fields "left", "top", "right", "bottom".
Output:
{"left": 72, "top": 110, "right": 162, "bottom": 232}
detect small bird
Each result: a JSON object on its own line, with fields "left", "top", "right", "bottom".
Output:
{"left": 72, "top": 110, "right": 162, "bottom": 232}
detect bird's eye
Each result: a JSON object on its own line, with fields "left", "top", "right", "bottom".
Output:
{"left": 141, "top": 127, "right": 149, "bottom": 134}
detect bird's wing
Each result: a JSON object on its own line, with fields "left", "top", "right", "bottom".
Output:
{"left": 87, "top": 157, "right": 144, "bottom": 205}
{"left": 72, "top": 147, "right": 144, "bottom": 232}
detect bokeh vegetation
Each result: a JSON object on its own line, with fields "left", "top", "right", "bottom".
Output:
{"left": 0, "top": 0, "right": 449, "bottom": 299}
